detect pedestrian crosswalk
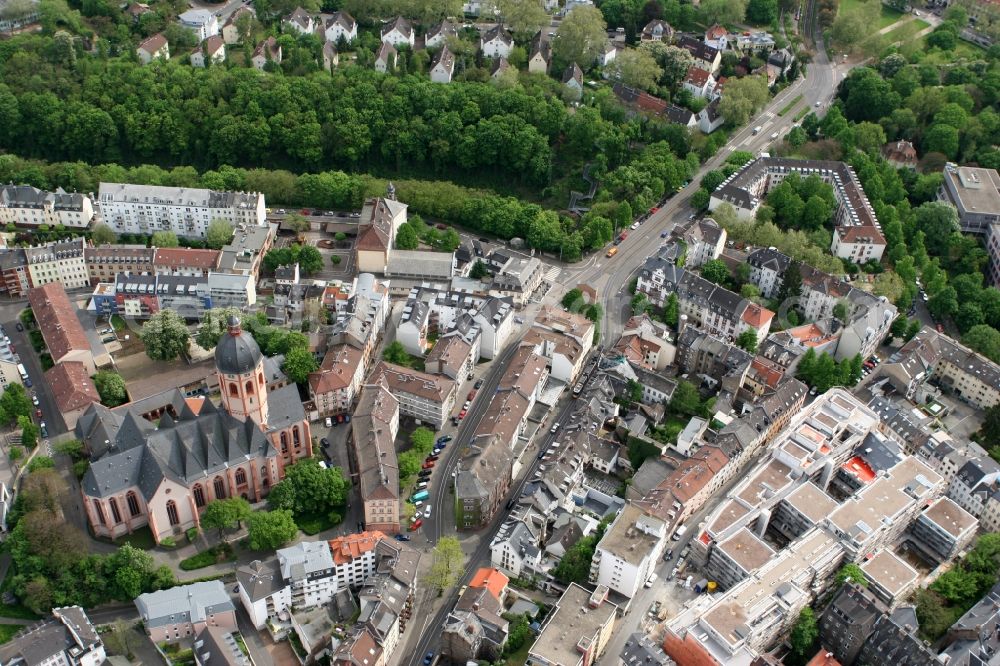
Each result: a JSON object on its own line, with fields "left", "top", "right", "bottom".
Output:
{"left": 542, "top": 266, "right": 561, "bottom": 283}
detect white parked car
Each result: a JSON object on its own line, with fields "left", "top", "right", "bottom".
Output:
{"left": 644, "top": 573, "right": 658, "bottom": 588}
{"left": 325, "top": 417, "right": 332, "bottom": 427}
{"left": 424, "top": 505, "right": 433, "bottom": 518}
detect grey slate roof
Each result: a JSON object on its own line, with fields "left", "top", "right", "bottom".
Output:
{"left": 135, "top": 581, "right": 234, "bottom": 629}
{"left": 215, "top": 315, "right": 263, "bottom": 375}
{"left": 236, "top": 559, "right": 284, "bottom": 603}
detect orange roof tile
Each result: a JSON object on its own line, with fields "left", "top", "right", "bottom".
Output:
{"left": 741, "top": 303, "right": 774, "bottom": 328}
{"left": 328, "top": 530, "right": 387, "bottom": 565}
{"left": 185, "top": 396, "right": 205, "bottom": 415}
{"left": 469, "top": 568, "right": 509, "bottom": 599}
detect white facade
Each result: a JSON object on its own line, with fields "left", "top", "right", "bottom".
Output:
{"left": 25, "top": 240, "right": 89, "bottom": 290}
{"left": 178, "top": 9, "right": 219, "bottom": 41}
{"left": 324, "top": 13, "right": 356, "bottom": 43}
{"left": 208, "top": 272, "right": 256, "bottom": 309}
{"left": 278, "top": 541, "right": 338, "bottom": 609}
{"left": 481, "top": 35, "right": 512, "bottom": 58}
{"left": 0, "top": 185, "right": 95, "bottom": 228}
{"left": 97, "top": 183, "right": 266, "bottom": 239}
{"left": 591, "top": 505, "right": 666, "bottom": 599}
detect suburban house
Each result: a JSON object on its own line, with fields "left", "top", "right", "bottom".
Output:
{"left": 704, "top": 23, "right": 728, "bottom": 50}
{"left": 480, "top": 24, "right": 513, "bottom": 58}
{"left": 665, "top": 103, "right": 698, "bottom": 128}
{"left": 425, "top": 19, "right": 457, "bottom": 48}
{"left": 222, "top": 6, "right": 255, "bottom": 44}
{"left": 190, "top": 35, "right": 225, "bottom": 67}
{"left": 323, "top": 11, "right": 356, "bottom": 43}
{"left": 698, "top": 99, "right": 725, "bottom": 133}
{"left": 251, "top": 36, "right": 282, "bottom": 70}
{"left": 563, "top": 63, "right": 584, "bottom": 98}
{"left": 490, "top": 57, "right": 511, "bottom": 80}
{"left": 135, "top": 581, "right": 236, "bottom": 643}
{"left": 677, "top": 35, "right": 721, "bottom": 73}
{"left": 137, "top": 33, "right": 169, "bottom": 64}
{"left": 641, "top": 19, "right": 673, "bottom": 42}
{"left": 374, "top": 41, "right": 397, "bottom": 72}
{"left": 883, "top": 139, "right": 917, "bottom": 169}
{"left": 283, "top": 7, "right": 314, "bottom": 35}
{"left": 430, "top": 46, "right": 455, "bottom": 83}
{"left": 178, "top": 8, "right": 219, "bottom": 41}
{"left": 682, "top": 66, "right": 716, "bottom": 98}
{"left": 528, "top": 33, "right": 551, "bottom": 74}
{"left": 381, "top": 16, "right": 414, "bottom": 47}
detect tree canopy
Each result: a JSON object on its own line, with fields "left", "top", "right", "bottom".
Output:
{"left": 138, "top": 310, "right": 190, "bottom": 362}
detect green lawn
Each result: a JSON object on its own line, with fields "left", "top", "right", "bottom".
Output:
{"left": 95, "top": 525, "right": 157, "bottom": 550}
{"left": 838, "top": 0, "right": 903, "bottom": 27}
{"left": 110, "top": 314, "right": 126, "bottom": 331}
{"left": 882, "top": 18, "right": 931, "bottom": 44}
{"left": 179, "top": 543, "right": 235, "bottom": 571}
{"left": 0, "top": 603, "right": 40, "bottom": 621}
{"left": 0, "top": 625, "right": 22, "bottom": 645}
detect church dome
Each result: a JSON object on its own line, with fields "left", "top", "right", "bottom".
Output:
{"left": 214, "top": 315, "right": 262, "bottom": 375}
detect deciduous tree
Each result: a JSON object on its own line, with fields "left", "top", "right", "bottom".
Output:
{"left": 552, "top": 5, "right": 608, "bottom": 71}
{"left": 247, "top": 510, "right": 299, "bottom": 550}
{"left": 139, "top": 310, "right": 190, "bottom": 362}
{"left": 427, "top": 536, "right": 465, "bottom": 592}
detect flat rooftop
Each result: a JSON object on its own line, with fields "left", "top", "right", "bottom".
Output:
{"left": 921, "top": 496, "right": 977, "bottom": 539}
{"left": 736, "top": 459, "right": 794, "bottom": 507}
{"left": 707, "top": 500, "right": 752, "bottom": 536}
{"left": 782, "top": 482, "right": 837, "bottom": 525}
{"left": 861, "top": 549, "right": 918, "bottom": 597}
{"left": 599, "top": 504, "right": 664, "bottom": 566}
{"left": 828, "top": 456, "right": 940, "bottom": 548}
{"left": 529, "top": 583, "right": 618, "bottom": 666}
{"left": 717, "top": 528, "right": 775, "bottom": 573}
{"left": 945, "top": 164, "right": 1000, "bottom": 215}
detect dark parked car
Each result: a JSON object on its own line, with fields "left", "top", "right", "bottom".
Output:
{"left": 15, "top": 322, "right": 22, "bottom": 332}
{"left": 394, "top": 534, "right": 411, "bottom": 541}
{"left": 436, "top": 435, "right": 452, "bottom": 444}
{"left": 320, "top": 437, "right": 329, "bottom": 447}
{"left": 474, "top": 379, "right": 484, "bottom": 389}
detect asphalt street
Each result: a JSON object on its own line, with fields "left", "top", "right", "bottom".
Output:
{"left": 565, "top": 26, "right": 844, "bottom": 344}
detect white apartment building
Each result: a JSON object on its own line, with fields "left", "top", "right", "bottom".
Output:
{"left": 178, "top": 9, "right": 219, "bottom": 41}
{"left": 590, "top": 503, "right": 667, "bottom": 599}
{"left": 0, "top": 185, "right": 95, "bottom": 228}
{"left": 237, "top": 540, "right": 347, "bottom": 630}
{"left": 25, "top": 238, "right": 89, "bottom": 289}
{"left": 207, "top": 272, "right": 256, "bottom": 309}
{"left": 97, "top": 183, "right": 265, "bottom": 239}
{"left": 368, "top": 361, "right": 457, "bottom": 428}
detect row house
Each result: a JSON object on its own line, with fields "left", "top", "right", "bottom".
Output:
{"left": 135, "top": 582, "right": 235, "bottom": 644}
{"left": 0, "top": 184, "right": 95, "bottom": 228}
{"left": 523, "top": 306, "right": 594, "bottom": 383}
{"left": 352, "top": 382, "right": 401, "bottom": 534}
{"left": 612, "top": 313, "right": 676, "bottom": 371}
{"left": 24, "top": 237, "right": 88, "bottom": 289}
{"left": 97, "top": 182, "right": 266, "bottom": 239}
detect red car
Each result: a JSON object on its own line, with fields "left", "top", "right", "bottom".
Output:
{"left": 410, "top": 519, "right": 423, "bottom": 530}
{"left": 649, "top": 206, "right": 660, "bottom": 214}
{"left": 467, "top": 390, "right": 477, "bottom": 401}
{"left": 459, "top": 410, "right": 467, "bottom": 419}
{"left": 34, "top": 409, "right": 42, "bottom": 418}
{"left": 422, "top": 460, "right": 436, "bottom": 469}
{"left": 299, "top": 209, "right": 312, "bottom": 216}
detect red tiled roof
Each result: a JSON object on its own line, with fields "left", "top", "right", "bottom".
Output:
{"left": 153, "top": 248, "right": 220, "bottom": 271}
{"left": 685, "top": 66, "right": 711, "bottom": 87}
{"left": 27, "top": 283, "right": 91, "bottom": 362}
{"left": 46, "top": 361, "right": 99, "bottom": 414}
{"left": 469, "top": 568, "right": 509, "bottom": 599}
{"left": 139, "top": 33, "right": 167, "bottom": 53}
{"left": 706, "top": 24, "right": 727, "bottom": 39}
{"left": 328, "top": 530, "right": 387, "bottom": 565}
{"left": 741, "top": 303, "right": 774, "bottom": 328}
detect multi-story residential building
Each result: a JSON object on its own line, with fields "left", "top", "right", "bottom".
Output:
{"left": 218, "top": 222, "right": 276, "bottom": 278}
{"left": 859, "top": 549, "right": 919, "bottom": 608}
{"left": 881, "top": 326, "right": 1000, "bottom": 410}
{"left": 309, "top": 344, "right": 365, "bottom": 416}
{"left": 135, "top": 581, "right": 236, "bottom": 643}
{"left": 441, "top": 569, "right": 510, "bottom": 663}
{"left": 523, "top": 315, "right": 592, "bottom": 384}
{"left": 939, "top": 581, "right": 1000, "bottom": 666}
{"left": 367, "top": 361, "right": 456, "bottom": 428}
{"left": 97, "top": 183, "right": 265, "bottom": 239}
{"left": 488, "top": 252, "right": 543, "bottom": 308}
{"left": 425, "top": 333, "right": 477, "bottom": 381}
{"left": 819, "top": 582, "right": 887, "bottom": 666}
{"left": 457, "top": 346, "right": 548, "bottom": 529}
{"left": 910, "top": 496, "right": 978, "bottom": 563}
{"left": 0, "top": 250, "right": 29, "bottom": 297}
{"left": 178, "top": 8, "right": 219, "bottom": 40}
{"left": 154, "top": 247, "right": 220, "bottom": 277}
{"left": 526, "top": 584, "right": 618, "bottom": 666}
{"left": 25, "top": 238, "right": 89, "bottom": 289}
{"left": 353, "top": 538, "right": 419, "bottom": 660}
{"left": 48, "top": 361, "right": 100, "bottom": 430}
{"left": 352, "top": 382, "right": 401, "bottom": 534}
{"left": 747, "top": 246, "right": 791, "bottom": 299}
{"left": 380, "top": 16, "right": 413, "bottom": 47}
{"left": 235, "top": 541, "right": 337, "bottom": 630}
{"left": 0, "top": 184, "right": 95, "bottom": 228}
{"left": 194, "top": 626, "right": 249, "bottom": 666}
{"left": 0, "top": 606, "right": 106, "bottom": 666}
{"left": 85, "top": 244, "right": 156, "bottom": 285}
{"left": 665, "top": 391, "right": 944, "bottom": 665}
{"left": 207, "top": 272, "right": 256, "bottom": 309}
{"left": 710, "top": 157, "right": 886, "bottom": 263}
{"left": 676, "top": 326, "right": 752, "bottom": 394}
{"left": 590, "top": 503, "right": 667, "bottom": 599}
{"left": 613, "top": 314, "right": 676, "bottom": 371}
{"left": 939, "top": 162, "right": 1000, "bottom": 235}
{"left": 620, "top": 633, "right": 674, "bottom": 666}
{"left": 27, "top": 282, "right": 95, "bottom": 374}
{"left": 77, "top": 317, "right": 311, "bottom": 544}
{"left": 677, "top": 217, "right": 726, "bottom": 267}
{"left": 636, "top": 257, "right": 774, "bottom": 342}
{"left": 948, "top": 456, "right": 1000, "bottom": 519}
